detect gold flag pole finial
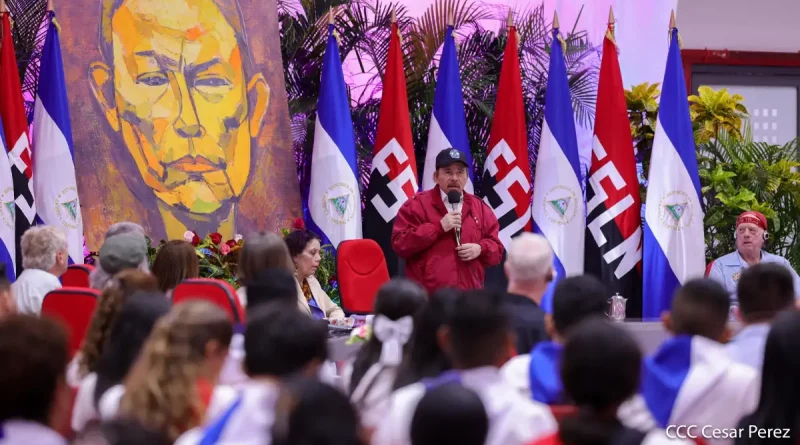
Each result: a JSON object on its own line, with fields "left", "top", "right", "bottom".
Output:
{"left": 606, "top": 6, "right": 618, "bottom": 50}
{"left": 553, "top": 10, "right": 560, "bottom": 29}
{"left": 507, "top": 8, "right": 513, "bottom": 29}
{"left": 447, "top": 10, "right": 454, "bottom": 27}
{"left": 667, "top": 10, "right": 682, "bottom": 49}
{"left": 47, "top": 0, "right": 53, "bottom": 11}
{"left": 608, "top": 6, "right": 615, "bottom": 26}
{"left": 669, "top": 9, "right": 676, "bottom": 29}
{"left": 553, "top": 10, "right": 566, "bottom": 52}
{"left": 391, "top": 8, "right": 396, "bottom": 23}
{"left": 0, "top": 0, "right": 6, "bottom": 14}
{"left": 328, "top": 6, "right": 334, "bottom": 25}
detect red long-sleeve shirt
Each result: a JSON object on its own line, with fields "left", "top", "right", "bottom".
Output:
{"left": 391, "top": 187, "right": 504, "bottom": 293}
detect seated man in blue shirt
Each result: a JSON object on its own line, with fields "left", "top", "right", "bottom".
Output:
{"left": 726, "top": 263, "right": 795, "bottom": 371}
{"left": 707, "top": 211, "right": 800, "bottom": 302}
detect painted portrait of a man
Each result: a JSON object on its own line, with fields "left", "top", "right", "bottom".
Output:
{"left": 57, "top": 0, "right": 298, "bottom": 247}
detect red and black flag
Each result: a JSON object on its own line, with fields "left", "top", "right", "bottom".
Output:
{"left": 363, "top": 18, "right": 418, "bottom": 276}
{"left": 584, "top": 9, "right": 643, "bottom": 317}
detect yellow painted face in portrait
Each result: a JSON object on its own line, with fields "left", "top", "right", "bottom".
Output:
{"left": 89, "top": 0, "right": 270, "bottom": 215}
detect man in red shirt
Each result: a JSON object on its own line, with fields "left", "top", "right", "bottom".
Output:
{"left": 391, "top": 149, "right": 503, "bottom": 293}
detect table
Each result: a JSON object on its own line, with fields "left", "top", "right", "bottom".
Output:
{"left": 328, "top": 330, "right": 362, "bottom": 362}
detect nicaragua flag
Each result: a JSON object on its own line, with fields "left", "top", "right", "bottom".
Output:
{"left": 421, "top": 26, "right": 474, "bottom": 193}
{"left": 642, "top": 27, "right": 705, "bottom": 319}
{"left": 531, "top": 26, "right": 585, "bottom": 313}
{"left": 33, "top": 11, "right": 83, "bottom": 264}
{"left": 306, "top": 24, "right": 362, "bottom": 248}
{"left": 0, "top": 115, "right": 15, "bottom": 281}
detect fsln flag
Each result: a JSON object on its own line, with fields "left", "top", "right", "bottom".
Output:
{"left": 33, "top": 11, "right": 83, "bottom": 264}
{"left": 482, "top": 22, "right": 531, "bottom": 250}
{"left": 421, "top": 26, "right": 474, "bottom": 193}
{"left": 0, "top": 114, "right": 15, "bottom": 281}
{"left": 643, "top": 22, "right": 705, "bottom": 319}
{"left": 584, "top": 18, "right": 642, "bottom": 317}
{"left": 363, "top": 21, "right": 417, "bottom": 276}
{"left": 1, "top": 10, "right": 36, "bottom": 275}
{"left": 306, "top": 23, "right": 362, "bottom": 248}
{"left": 531, "top": 20, "right": 585, "bottom": 313}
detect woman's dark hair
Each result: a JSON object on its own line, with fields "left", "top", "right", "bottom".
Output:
{"left": 74, "top": 418, "right": 170, "bottom": 445}
{"left": 93, "top": 293, "right": 171, "bottom": 406}
{"left": 393, "top": 288, "right": 460, "bottom": 390}
{"left": 284, "top": 229, "right": 321, "bottom": 259}
{"left": 238, "top": 232, "right": 293, "bottom": 282}
{"left": 736, "top": 310, "right": 800, "bottom": 445}
{"left": 349, "top": 279, "right": 427, "bottom": 394}
{"left": 272, "top": 377, "right": 365, "bottom": 445}
{"left": 151, "top": 240, "right": 199, "bottom": 292}
{"left": 559, "top": 318, "right": 642, "bottom": 445}
{"left": 410, "top": 382, "right": 488, "bottom": 445}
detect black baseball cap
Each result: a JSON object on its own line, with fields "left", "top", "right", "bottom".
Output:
{"left": 435, "top": 148, "right": 469, "bottom": 169}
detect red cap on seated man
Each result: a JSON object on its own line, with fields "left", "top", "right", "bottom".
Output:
{"left": 707, "top": 211, "right": 800, "bottom": 302}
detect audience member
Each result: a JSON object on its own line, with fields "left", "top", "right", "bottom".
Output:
{"left": 503, "top": 233, "right": 552, "bottom": 354}
{"left": 410, "top": 382, "right": 488, "bottom": 445}
{"left": 89, "top": 223, "right": 148, "bottom": 289}
{"left": 12, "top": 226, "right": 69, "bottom": 315}
{"left": 119, "top": 301, "right": 235, "bottom": 442}
{"left": 71, "top": 295, "right": 170, "bottom": 433}
{"left": 285, "top": 228, "right": 345, "bottom": 319}
{"left": 728, "top": 263, "right": 795, "bottom": 371}
{"left": 393, "top": 288, "right": 460, "bottom": 390}
{"left": 642, "top": 279, "right": 759, "bottom": 445}
{"left": 0, "top": 263, "right": 15, "bottom": 318}
{"left": 72, "top": 270, "right": 160, "bottom": 383}
{"left": 373, "top": 290, "right": 556, "bottom": 445}
{"left": 236, "top": 232, "right": 294, "bottom": 306}
{"left": 530, "top": 319, "right": 690, "bottom": 445}
{"left": 73, "top": 418, "right": 170, "bottom": 445}
{"left": 346, "top": 279, "right": 427, "bottom": 429}
{"left": 176, "top": 303, "right": 329, "bottom": 444}
{"left": 736, "top": 310, "right": 800, "bottom": 445}
{"left": 0, "top": 315, "right": 71, "bottom": 444}
{"left": 272, "top": 377, "right": 367, "bottom": 445}
{"left": 151, "top": 240, "right": 199, "bottom": 297}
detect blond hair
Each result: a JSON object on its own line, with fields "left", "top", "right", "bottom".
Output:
{"left": 78, "top": 270, "right": 159, "bottom": 377}
{"left": 120, "top": 301, "right": 233, "bottom": 442}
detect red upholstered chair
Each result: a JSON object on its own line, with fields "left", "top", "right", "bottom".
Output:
{"left": 172, "top": 278, "right": 245, "bottom": 324}
{"left": 41, "top": 287, "right": 100, "bottom": 359}
{"left": 549, "top": 404, "right": 578, "bottom": 421}
{"left": 337, "top": 239, "right": 390, "bottom": 314}
{"left": 61, "top": 264, "right": 95, "bottom": 288}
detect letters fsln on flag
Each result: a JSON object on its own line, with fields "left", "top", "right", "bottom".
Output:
{"left": 584, "top": 12, "right": 642, "bottom": 317}
{"left": 482, "top": 18, "right": 532, "bottom": 251}
{"left": 642, "top": 14, "right": 705, "bottom": 319}
{"left": 531, "top": 14, "right": 585, "bottom": 313}
{"left": 33, "top": 10, "right": 84, "bottom": 264}
{"left": 363, "top": 20, "right": 417, "bottom": 276}
{"left": 0, "top": 9, "right": 36, "bottom": 275}
{"left": 305, "top": 19, "right": 362, "bottom": 248}
{"left": 421, "top": 25, "right": 474, "bottom": 193}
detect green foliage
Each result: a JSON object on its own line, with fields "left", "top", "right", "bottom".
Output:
{"left": 625, "top": 82, "right": 660, "bottom": 186}
{"left": 689, "top": 86, "right": 748, "bottom": 144}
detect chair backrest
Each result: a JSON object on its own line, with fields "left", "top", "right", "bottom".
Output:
{"left": 61, "top": 264, "right": 95, "bottom": 288}
{"left": 172, "top": 278, "right": 245, "bottom": 324}
{"left": 337, "top": 239, "right": 390, "bottom": 314}
{"left": 549, "top": 404, "right": 578, "bottom": 421}
{"left": 41, "top": 287, "right": 100, "bottom": 359}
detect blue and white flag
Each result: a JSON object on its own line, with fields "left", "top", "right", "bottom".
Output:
{"left": 421, "top": 26, "right": 474, "bottom": 193}
{"left": 0, "top": 115, "right": 15, "bottom": 281}
{"left": 531, "top": 28, "right": 585, "bottom": 313}
{"left": 642, "top": 28, "right": 705, "bottom": 318}
{"left": 32, "top": 11, "right": 83, "bottom": 264}
{"left": 306, "top": 24, "right": 362, "bottom": 248}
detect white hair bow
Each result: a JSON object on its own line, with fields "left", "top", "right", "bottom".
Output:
{"left": 373, "top": 315, "right": 414, "bottom": 366}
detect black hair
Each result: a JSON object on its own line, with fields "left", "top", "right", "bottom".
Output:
{"left": 447, "top": 289, "right": 510, "bottom": 368}
{"left": 349, "top": 279, "right": 427, "bottom": 395}
{"left": 393, "top": 288, "right": 459, "bottom": 390}
{"left": 0, "top": 262, "right": 9, "bottom": 288}
{"left": 0, "top": 315, "right": 68, "bottom": 424}
{"left": 75, "top": 418, "right": 171, "bottom": 445}
{"left": 736, "top": 310, "right": 800, "bottom": 445}
{"left": 244, "top": 303, "right": 328, "bottom": 377}
{"left": 245, "top": 267, "right": 299, "bottom": 312}
{"left": 93, "top": 293, "right": 171, "bottom": 406}
{"left": 410, "top": 382, "right": 489, "bottom": 445}
{"left": 671, "top": 278, "right": 730, "bottom": 340}
{"left": 272, "top": 377, "right": 364, "bottom": 445}
{"left": 559, "top": 318, "right": 642, "bottom": 445}
{"left": 737, "top": 263, "right": 795, "bottom": 323}
{"left": 552, "top": 275, "right": 610, "bottom": 335}
{"left": 284, "top": 229, "right": 322, "bottom": 259}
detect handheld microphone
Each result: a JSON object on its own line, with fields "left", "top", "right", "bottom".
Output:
{"left": 446, "top": 190, "right": 462, "bottom": 246}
